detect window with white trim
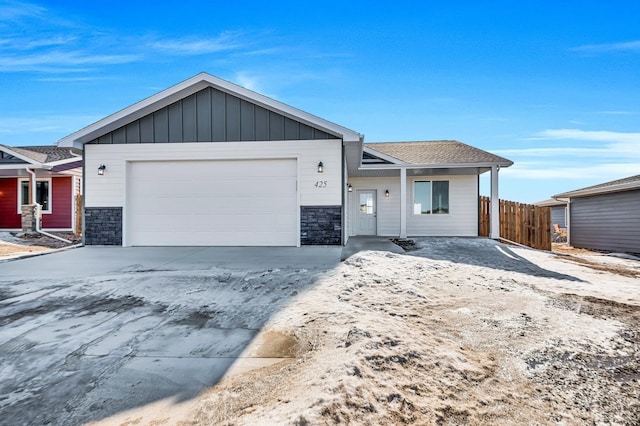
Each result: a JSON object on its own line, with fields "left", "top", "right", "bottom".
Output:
{"left": 413, "top": 180, "right": 449, "bottom": 214}
{"left": 18, "top": 178, "right": 51, "bottom": 213}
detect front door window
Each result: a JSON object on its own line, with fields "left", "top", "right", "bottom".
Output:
{"left": 356, "top": 190, "right": 377, "bottom": 235}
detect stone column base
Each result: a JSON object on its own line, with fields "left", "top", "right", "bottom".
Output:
{"left": 21, "top": 204, "right": 41, "bottom": 233}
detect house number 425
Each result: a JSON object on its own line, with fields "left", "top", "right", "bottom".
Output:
{"left": 314, "top": 181, "right": 327, "bottom": 188}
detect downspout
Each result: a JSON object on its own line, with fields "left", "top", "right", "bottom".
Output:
{"left": 26, "top": 168, "right": 73, "bottom": 244}
{"left": 566, "top": 198, "right": 571, "bottom": 246}
{"left": 26, "top": 167, "right": 36, "bottom": 204}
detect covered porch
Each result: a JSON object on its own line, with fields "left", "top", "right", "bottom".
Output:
{"left": 343, "top": 141, "right": 511, "bottom": 241}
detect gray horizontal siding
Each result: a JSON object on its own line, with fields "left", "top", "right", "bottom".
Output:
{"left": 551, "top": 206, "right": 566, "bottom": 228}
{"left": 88, "top": 87, "right": 337, "bottom": 145}
{"left": 570, "top": 189, "right": 640, "bottom": 254}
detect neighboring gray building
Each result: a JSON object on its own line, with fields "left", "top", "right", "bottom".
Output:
{"left": 553, "top": 175, "right": 640, "bottom": 254}
{"left": 535, "top": 198, "right": 567, "bottom": 242}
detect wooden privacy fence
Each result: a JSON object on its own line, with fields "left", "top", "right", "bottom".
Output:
{"left": 75, "top": 194, "right": 83, "bottom": 236}
{"left": 479, "top": 196, "right": 551, "bottom": 250}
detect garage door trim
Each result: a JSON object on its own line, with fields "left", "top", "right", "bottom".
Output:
{"left": 123, "top": 156, "right": 300, "bottom": 247}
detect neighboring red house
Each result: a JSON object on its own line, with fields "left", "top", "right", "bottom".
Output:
{"left": 0, "top": 144, "right": 82, "bottom": 232}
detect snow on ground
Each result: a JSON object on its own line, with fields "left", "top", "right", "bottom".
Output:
{"left": 1, "top": 238, "right": 638, "bottom": 425}
{"left": 184, "top": 238, "right": 639, "bottom": 425}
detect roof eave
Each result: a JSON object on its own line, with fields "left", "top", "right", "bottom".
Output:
{"left": 359, "top": 160, "right": 513, "bottom": 170}
{"left": 0, "top": 145, "right": 42, "bottom": 166}
{"left": 553, "top": 181, "right": 640, "bottom": 199}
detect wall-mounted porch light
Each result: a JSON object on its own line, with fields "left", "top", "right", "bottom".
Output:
{"left": 98, "top": 164, "right": 106, "bottom": 175}
{"left": 317, "top": 161, "right": 324, "bottom": 173}
{"left": 347, "top": 183, "right": 353, "bottom": 192}
{"left": 385, "top": 189, "right": 390, "bottom": 197}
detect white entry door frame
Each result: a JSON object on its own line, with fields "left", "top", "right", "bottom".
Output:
{"left": 356, "top": 190, "right": 377, "bottom": 235}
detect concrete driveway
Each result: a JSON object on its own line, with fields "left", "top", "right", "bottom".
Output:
{"left": 0, "top": 246, "right": 341, "bottom": 425}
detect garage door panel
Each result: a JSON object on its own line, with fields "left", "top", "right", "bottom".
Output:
{"left": 133, "top": 177, "right": 297, "bottom": 197}
{"left": 131, "top": 196, "right": 297, "bottom": 216}
{"left": 128, "top": 159, "right": 298, "bottom": 246}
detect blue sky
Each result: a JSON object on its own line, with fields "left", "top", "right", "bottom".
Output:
{"left": 1, "top": 1, "right": 639, "bottom": 203}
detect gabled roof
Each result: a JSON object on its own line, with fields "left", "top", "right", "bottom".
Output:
{"left": 0, "top": 144, "right": 82, "bottom": 170}
{"left": 57, "top": 72, "right": 363, "bottom": 148}
{"left": 553, "top": 174, "right": 640, "bottom": 199}
{"left": 10, "top": 146, "right": 81, "bottom": 163}
{"left": 364, "top": 140, "right": 513, "bottom": 167}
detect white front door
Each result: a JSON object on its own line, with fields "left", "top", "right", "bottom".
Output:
{"left": 356, "top": 190, "right": 377, "bottom": 235}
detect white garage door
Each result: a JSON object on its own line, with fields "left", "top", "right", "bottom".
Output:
{"left": 127, "top": 159, "right": 297, "bottom": 246}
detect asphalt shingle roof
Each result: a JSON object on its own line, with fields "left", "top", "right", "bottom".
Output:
{"left": 553, "top": 174, "right": 640, "bottom": 198}
{"left": 364, "top": 140, "right": 513, "bottom": 166}
{"left": 5, "top": 145, "right": 82, "bottom": 163}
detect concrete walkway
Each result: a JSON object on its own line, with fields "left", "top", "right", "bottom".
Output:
{"left": 341, "top": 236, "right": 405, "bottom": 260}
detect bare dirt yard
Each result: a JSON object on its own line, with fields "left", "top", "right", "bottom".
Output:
{"left": 94, "top": 238, "right": 639, "bottom": 426}
{"left": 0, "top": 231, "right": 80, "bottom": 260}
{"left": 1, "top": 238, "right": 638, "bottom": 425}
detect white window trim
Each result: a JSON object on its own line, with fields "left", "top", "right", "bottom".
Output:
{"left": 17, "top": 177, "right": 52, "bottom": 214}
{"left": 412, "top": 180, "right": 450, "bottom": 215}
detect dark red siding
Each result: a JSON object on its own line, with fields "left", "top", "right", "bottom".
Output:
{"left": 42, "top": 176, "right": 72, "bottom": 229}
{"left": 0, "top": 178, "right": 21, "bottom": 228}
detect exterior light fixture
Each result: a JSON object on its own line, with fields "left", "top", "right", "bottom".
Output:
{"left": 385, "top": 189, "right": 390, "bottom": 197}
{"left": 98, "top": 164, "right": 106, "bottom": 175}
{"left": 347, "top": 183, "right": 353, "bottom": 192}
{"left": 317, "top": 161, "right": 324, "bottom": 173}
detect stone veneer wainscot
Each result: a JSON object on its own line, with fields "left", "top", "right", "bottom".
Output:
{"left": 300, "top": 206, "right": 342, "bottom": 245}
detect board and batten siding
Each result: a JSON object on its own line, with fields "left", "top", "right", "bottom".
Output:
{"left": 84, "top": 140, "right": 342, "bottom": 209}
{"left": 90, "top": 87, "right": 338, "bottom": 145}
{"left": 347, "top": 174, "right": 478, "bottom": 237}
{"left": 570, "top": 190, "right": 640, "bottom": 254}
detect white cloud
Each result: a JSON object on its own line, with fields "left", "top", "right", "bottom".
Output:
{"left": 0, "top": 50, "right": 141, "bottom": 72}
{"left": 233, "top": 72, "right": 261, "bottom": 92}
{"left": 502, "top": 162, "right": 640, "bottom": 180}
{"left": 0, "top": 115, "right": 103, "bottom": 134}
{"left": 597, "top": 110, "right": 639, "bottom": 116}
{"left": 0, "top": 0, "right": 46, "bottom": 21}
{"left": 571, "top": 40, "right": 640, "bottom": 53}
{"left": 494, "top": 147, "right": 610, "bottom": 157}
{"left": 148, "top": 32, "right": 243, "bottom": 55}
{"left": 532, "top": 128, "right": 640, "bottom": 144}
{"left": 496, "top": 129, "right": 640, "bottom": 159}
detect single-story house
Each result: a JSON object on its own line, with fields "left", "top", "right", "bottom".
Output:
{"left": 0, "top": 144, "right": 82, "bottom": 233}
{"left": 56, "top": 72, "right": 512, "bottom": 247}
{"left": 552, "top": 174, "right": 640, "bottom": 254}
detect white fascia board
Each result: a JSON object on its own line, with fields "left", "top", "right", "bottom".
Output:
{"left": 46, "top": 155, "right": 83, "bottom": 167}
{"left": 359, "top": 161, "right": 512, "bottom": 171}
{"left": 57, "top": 72, "right": 363, "bottom": 147}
